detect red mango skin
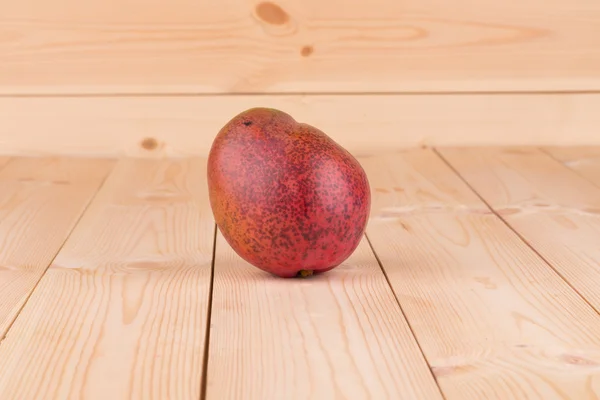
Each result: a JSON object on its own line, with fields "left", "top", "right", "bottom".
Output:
{"left": 207, "top": 107, "right": 371, "bottom": 278}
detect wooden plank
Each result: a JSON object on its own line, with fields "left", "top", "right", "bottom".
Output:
{"left": 362, "top": 149, "right": 600, "bottom": 399}
{"left": 1, "top": 94, "right": 599, "bottom": 158}
{"left": 544, "top": 146, "right": 600, "bottom": 187}
{"left": 0, "top": 157, "right": 214, "bottom": 399}
{"left": 1, "top": 0, "right": 600, "bottom": 94}
{"left": 205, "top": 232, "right": 443, "bottom": 399}
{"left": 438, "top": 146, "right": 600, "bottom": 315}
{"left": 0, "top": 156, "right": 113, "bottom": 338}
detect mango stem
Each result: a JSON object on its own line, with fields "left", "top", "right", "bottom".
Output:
{"left": 297, "top": 269, "right": 314, "bottom": 278}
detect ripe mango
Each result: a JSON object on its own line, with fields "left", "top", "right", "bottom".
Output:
{"left": 207, "top": 108, "right": 371, "bottom": 278}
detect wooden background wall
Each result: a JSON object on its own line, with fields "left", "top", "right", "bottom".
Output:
{"left": 1, "top": 0, "right": 599, "bottom": 156}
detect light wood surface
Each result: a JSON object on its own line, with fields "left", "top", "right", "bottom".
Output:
{"left": 438, "top": 146, "right": 600, "bottom": 314}
{"left": 1, "top": 0, "right": 600, "bottom": 94}
{"left": 1, "top": 93, "right": 599, "bottom": 158}
{"left": 544, "top": 146, "right": 600, "bottom": 187}
{"left": 1, "top": 149, "right": 600, "bottom": 398}
{"left": 205, "top": 231, "right": 443, "bottom": 400}
{"left": 0, "top": 158, "right": 214, "bottom": 399}
{"left": 0, "top": 157, "right": 113, "bottom": 338}
{"left": 362, "top": 149, "right": 600, "bottom": 399}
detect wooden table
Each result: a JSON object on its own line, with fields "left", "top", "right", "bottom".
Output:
{"left": 1, "top": 146, "right": 599, "bottom": 399}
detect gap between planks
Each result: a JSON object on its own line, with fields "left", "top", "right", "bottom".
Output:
{"left": 199, "top": 223, "right": 217, "bottom": 400}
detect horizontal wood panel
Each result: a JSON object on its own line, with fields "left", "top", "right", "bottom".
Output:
{"left": 1, "top": 93, "right": 599, "bottom": 157}
{"left": 1, "top": 0, "right": 600, "bottom": 94}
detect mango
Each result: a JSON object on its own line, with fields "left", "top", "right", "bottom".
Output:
{"left": 207, "top": 108, "right": 371, "bottom": 278}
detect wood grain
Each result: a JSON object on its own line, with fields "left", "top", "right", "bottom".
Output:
{"left": 0, "top": 156, "right": 113, "bottom": 338}
{"left": 1, "top": 0, "right": 600, "bottom": 93}
{"left": 0, "top": 157, "right": 214, "bottom": 399}
{"left": 0, "top": 157, "right": 10, "bottom": 169}
{"left": 362, "top": 149, "right": 600, "bottom": 399}
{"left": 544, "top": 146, "right": 600, "bottom": 187}
{"left": 438, "top": 146, "right": 600, "bottom": 315}
{"left": 1, "top": 93, "right": 600, "bottom": 158}
{"left": 205, "top": 231, "right": 443, "bottom": 400}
